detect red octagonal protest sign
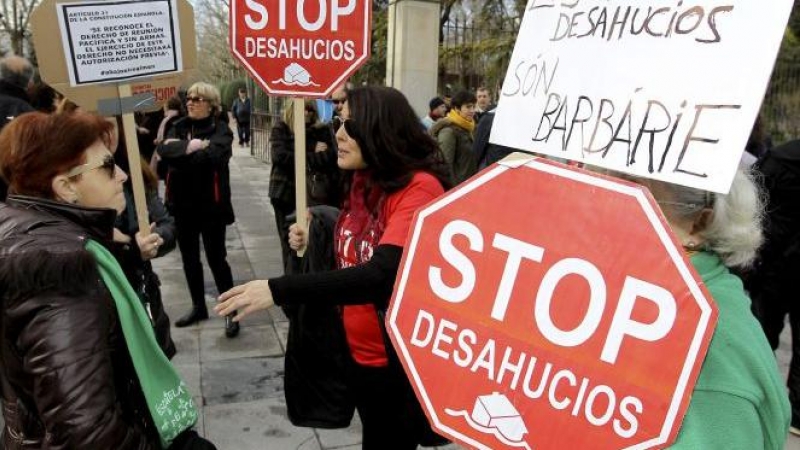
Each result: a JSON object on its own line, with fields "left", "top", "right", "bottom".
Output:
{"left": 230, "top": 0, "right": 371, "bottom": 98}
{"left": 387, "top": 157, "right": 718, "bottom": 450}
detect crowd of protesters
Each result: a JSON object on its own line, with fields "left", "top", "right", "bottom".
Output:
{"left": 0, "top": 49, "right": 798, "bottom": 450}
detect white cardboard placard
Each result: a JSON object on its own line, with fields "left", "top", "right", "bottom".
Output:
{"left": 491, "top": 0, "right": 793, "bottom": 193}
{"left": 56, "top": 0, "right": 183, "bottom": 86}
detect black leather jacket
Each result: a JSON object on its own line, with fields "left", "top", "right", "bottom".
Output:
{"left": 0, "top": 196, "right": 157, "bottom": 449}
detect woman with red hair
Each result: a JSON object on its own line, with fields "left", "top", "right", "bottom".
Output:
{"left": 0, "top": 112, "right": 213, "bottom": 449}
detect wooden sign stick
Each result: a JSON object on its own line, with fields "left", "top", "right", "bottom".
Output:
{"left": 118, "top": 83, "right": 152, "bottom": 236}
{"left": 293, "top": 98, "right": 308, "bottom": 257}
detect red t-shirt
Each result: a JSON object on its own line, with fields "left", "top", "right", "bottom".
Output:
{"left": 336, "top": 171, "right": 444, "bottom": 366}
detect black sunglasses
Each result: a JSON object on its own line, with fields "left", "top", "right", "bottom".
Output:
{"left": 331, "top": 99, "right": 346, "bottom": 105}
{"left": 342, "top": 119, "right": 359, "bottom": 141}
{"left": 67, "top": 154, "right": 116, "bottom": 179}
{"left": 186, "top": 96, "right": 207, "bottom": 103}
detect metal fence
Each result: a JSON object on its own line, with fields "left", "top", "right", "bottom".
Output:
{"left": 438, "top": 19, "right": 517, "bottom": 96}
{"left": 248, "top": 78, "right": 285, "bottom": 164}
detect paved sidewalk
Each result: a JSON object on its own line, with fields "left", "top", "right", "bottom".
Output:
{"left": 155, "top": 144, "right": 800, "bottom": 450}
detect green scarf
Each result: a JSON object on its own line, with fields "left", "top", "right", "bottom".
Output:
{"left": 85, "top": 239, "right": 197, "bottom": 448}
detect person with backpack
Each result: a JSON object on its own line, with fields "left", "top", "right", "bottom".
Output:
{"left": 230, "top": 87, "right": 251, "bottom": 147}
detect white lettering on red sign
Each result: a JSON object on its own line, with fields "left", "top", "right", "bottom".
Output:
{"left": 427, "top": 219, "right": 677, "bottom": 365}
{"left": 244, "top": 0, "right": 355, "bottom": 31}
{"left": 409, "top": 310, "right": 643, "bottom": 438}
{"left": 241, "top": 0, "right": 358, "bottom": 62}
{"left": 243, "top": 37, "right": 355, "bottom": 60}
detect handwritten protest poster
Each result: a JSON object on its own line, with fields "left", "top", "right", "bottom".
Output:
{"left": 56, "top": 0, "right": 183, "bottom": 86}
{"left": 491, "top": 0, "right": 793, "bottom": 193}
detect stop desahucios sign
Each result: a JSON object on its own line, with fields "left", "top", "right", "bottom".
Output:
{"left": 230, "top": 0, "right": 371, "bottom": 97}
{"left": 387, "top": 156, "right": 718, "bottom": 450}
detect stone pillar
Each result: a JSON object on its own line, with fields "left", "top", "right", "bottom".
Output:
{"left": 386, "top": 0, "right": 440, "bottom": 118}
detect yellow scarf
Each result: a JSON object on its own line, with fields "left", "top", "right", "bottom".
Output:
{"left": 447, "top": 109, "right": 475, "bottom": 134}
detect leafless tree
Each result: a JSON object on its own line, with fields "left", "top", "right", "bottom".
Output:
{"left": 0, "top": 0, "right": 39, "bottom": 55}
{"left": 194, "top": 0, "right": 244, "bottom": 83}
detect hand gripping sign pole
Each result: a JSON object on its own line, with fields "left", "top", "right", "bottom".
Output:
{"left": 229, "top": 0, "right": 372, "bottom": 257}
{"left": 31, "top": 0, "right": 196, "bottom": 236}
{"left": 293, "top": 99, "right": 308, "bottom": 257}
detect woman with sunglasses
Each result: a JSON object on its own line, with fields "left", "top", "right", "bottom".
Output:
{"left": 0, "top": 112, "right": 214, "bottom": 449}
{"left": 217, "top": 86, "right": 451, "bottom": 449}
{"left": 156, "top": 82, "right": 239, "bottom": 338}
{"left": 268, "top": 98, "right": 337, "bottom": 272}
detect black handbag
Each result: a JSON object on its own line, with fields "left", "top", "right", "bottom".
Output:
{"left": 284, "top": 206, "right": 355, "bottom": 428}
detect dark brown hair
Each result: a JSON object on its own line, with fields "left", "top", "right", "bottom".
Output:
{"left": 344, "top": 86, "right": 451, "bottom": 193}
{"left": 0, "top": 112, "right": 114, "bottom": 198}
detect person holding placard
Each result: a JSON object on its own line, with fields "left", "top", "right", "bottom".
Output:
{"left": 216, "top": 86, "right": 451, "bottom": 449}
{"left": 268, "top": 98, "right": 337, "bottom": 272}
{"left": 0, "top": 112, "right": 215, "bottom": 449}
{"left": 156, "top": 82, "right": 239, "bottom": 338}
{"left": 113, "top": 131, "right": 178, "bottom": 360}
{"left": 624, "top": 170, "right": 790, "bottom": 449}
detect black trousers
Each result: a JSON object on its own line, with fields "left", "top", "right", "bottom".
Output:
{"left": 236, "top": 121, "right": 250, "bottom": 144}
{"left": 750, "top": 263, "right": 800, "bottom": 421}
{"left": 175, "top": 217, "right": 234, "bottom": 312}
{"left": 350, "top": 362, "right": 429, "bottom": 450}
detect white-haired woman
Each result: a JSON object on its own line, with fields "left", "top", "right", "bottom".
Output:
{"left": 636, "top": 170, "right": 790, "bottom": 448}
{"left": 156, "top": 82, "right": 239, "bottom": 338}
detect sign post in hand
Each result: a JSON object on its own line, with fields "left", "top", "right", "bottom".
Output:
{"left": 293, "top": 98, "right": 308, "bottom": 257}
{"left": 31, "top": 0, "right": 196, "bottom": 235}
{"left": 118, "top": 84, "right": 154, "bottom": 234}
{"left": 230, "top": 0, "right": 372, "bottom": 256}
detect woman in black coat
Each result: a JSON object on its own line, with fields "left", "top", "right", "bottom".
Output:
{"left": 268, "top": 98, "right": 338, "bottom": 272}
{"left": 0, "top": 111, "right": 214, "bottom": 449}
{"left": 156, "top": 82, "right": 239, "bottom": 338}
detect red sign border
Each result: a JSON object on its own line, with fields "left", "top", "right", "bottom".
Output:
{"left": 229, "top": 0, "right": 372, "bottom": 98}
{"left": 386, "top": 157, "right": 718, "bottom": 450}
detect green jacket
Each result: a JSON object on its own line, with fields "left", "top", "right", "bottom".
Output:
{"left": 671, "top": 252, "right": 790, "bottom": 449}
{"left": 430, "top": 118, "right": 477, "bottom": 185}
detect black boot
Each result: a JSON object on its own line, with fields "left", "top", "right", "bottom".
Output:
{"left": 225, "top": 313, "right": 240, "bottom": 338}
{"left": 175, "top": 307, "right": 209, "bottom": 327}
